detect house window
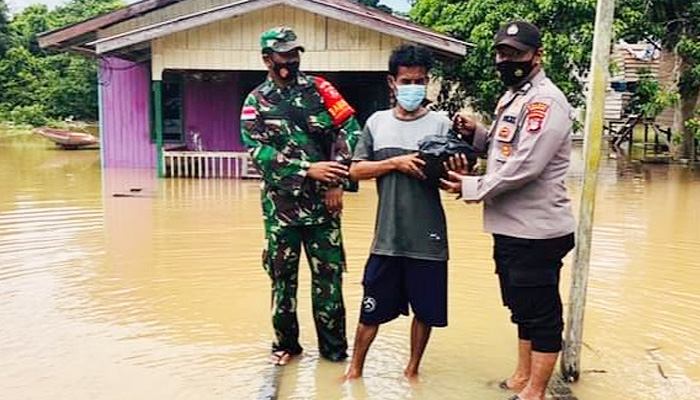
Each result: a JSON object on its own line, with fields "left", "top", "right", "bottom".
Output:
{"left": 162, "top": 80, "right": 184, "bottom": 142}
{"left": 152, "top": 74, "right": 185, "bottom": 143}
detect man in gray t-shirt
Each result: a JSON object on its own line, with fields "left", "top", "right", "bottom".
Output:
{"left": 354, "top": 110, "right": 452, "bottom": 261}
{"left": 344, "top": 44, "right": 452, "bottom": 381}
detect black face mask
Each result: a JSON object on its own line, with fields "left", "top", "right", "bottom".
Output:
{"left": 496, "top": 59, "right": 534, "bottom": 87}
{"left": 273, "top": 61, "right": 300, "bottom": 82}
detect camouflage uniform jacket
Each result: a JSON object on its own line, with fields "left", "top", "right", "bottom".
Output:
{"left": 240, "top": 72, "right": 361, "bottom": 227}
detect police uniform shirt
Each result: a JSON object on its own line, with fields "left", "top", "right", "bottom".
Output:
{"left": 463, "top": 70, "right": 576, "bottom": 239}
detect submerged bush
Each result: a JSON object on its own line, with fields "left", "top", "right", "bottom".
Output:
{"left": 8, "top": 104, "right": 47, "bottom": 126}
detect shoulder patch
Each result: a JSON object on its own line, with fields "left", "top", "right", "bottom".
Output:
{"left": 313, "top": 76, "right": 355, "bottom": 126}
{"left": 525, "top": 102, "right": 550, "bottom": 133}
{"left": 526, "top": 102, "right": 549, "bottom": 117}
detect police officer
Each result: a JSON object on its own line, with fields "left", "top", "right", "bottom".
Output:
{"left": 240, "top": 27, "right": 361, "bottom": 366}
{"left": 441, "top": 21, "right": 576, "bottom": 400}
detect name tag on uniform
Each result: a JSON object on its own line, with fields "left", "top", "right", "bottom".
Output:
{"left": 502, "top": 115, "right": 517, "bottom": 124}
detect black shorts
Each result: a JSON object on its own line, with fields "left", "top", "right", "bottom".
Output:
{"left": 359, "top": 255, "right": 447, "bottom": 327}
{"left": 494, "top": 233, "right": 575, "bottom": 295}
{"left": 493, "top": 233, "right": 575, "bottom": 353}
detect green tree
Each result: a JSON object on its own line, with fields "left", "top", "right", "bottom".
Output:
{"left": 9, "top": 4, "right": 55, "bottom": 54}
{"left": 357, "top": 0, "right": 393, "bottom": 14}
{"left": 686, "top": 110, "right": 700, "bottom": 145}
{"left": 53, "top": 0, "right": 125, "bottom": 26}
{"left": 618, "top": 0, "right": 700, "bottom": 159}
{"left": 44, "top": 54, "right": 99, "bottom": 119}
{"left": 0, "top": 0, "right": 123, "bottom": 123}
{"left": 412, "top": 0, "right": 699, "bottom": 160}
{"left": 628, "top": 69, "right": 679, "bottom": 120}
{"left": 0, "top": 0, "right": 9, "bottom": 57}
{"left": 410, "top": 0, "right": 596, "bottom": 115}
{"left": 0, "top": 46, "right": 48, "bottom": 107}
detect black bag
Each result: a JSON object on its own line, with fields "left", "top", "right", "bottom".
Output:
{"left": 417, "top": 132, "right": 478, "bottom": 182}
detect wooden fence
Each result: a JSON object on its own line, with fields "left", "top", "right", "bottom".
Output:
{"left": 163, "top": 151, "right": 260, "bottom": 179}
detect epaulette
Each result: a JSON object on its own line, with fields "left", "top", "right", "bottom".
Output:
{"left": 517, "top": 81, "right": 533, "bottom": 95}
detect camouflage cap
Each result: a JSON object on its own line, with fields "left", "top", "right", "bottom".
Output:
{"left": 260, "top": 27, "right": 305, "bottom": 53}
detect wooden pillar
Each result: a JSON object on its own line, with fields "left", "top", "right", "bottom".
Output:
{"left": 561, "top": 0, "right": 616, "bottom": 382}
{"left": 153, "top": 80, "right": 164, "bottom": 178}
{"left": 97, "top": 64, "right": 106, "bottom": 171}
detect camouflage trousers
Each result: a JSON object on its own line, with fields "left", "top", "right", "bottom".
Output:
{"left": 263, "top": 218, "right": 348, "bottom": 361}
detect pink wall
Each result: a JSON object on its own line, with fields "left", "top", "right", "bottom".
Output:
{"left": 99, "top": 57, "right": 155, "bottom": 169}
{"left": 99, "top": 62, "right": 250, "bottom": 170}
{"left": 183, "top": 76, "right": 245, "bottom": 152}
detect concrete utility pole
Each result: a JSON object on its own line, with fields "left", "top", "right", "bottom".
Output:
{"left": 561, "top": 0, "right": 617, "bottom": 382}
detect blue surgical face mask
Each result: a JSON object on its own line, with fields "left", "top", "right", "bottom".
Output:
{"left": 396, "top": 84, "right": 426, "bottom": 112}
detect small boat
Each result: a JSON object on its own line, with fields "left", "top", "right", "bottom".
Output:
{"left": 34, "top": 127, "right": 99, "bottom": 149}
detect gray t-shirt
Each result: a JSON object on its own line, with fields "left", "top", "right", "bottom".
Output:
{"left": 353, "top": 109, "right": 452, "bottom": 261}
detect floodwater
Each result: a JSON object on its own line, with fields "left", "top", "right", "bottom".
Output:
{"left": 0, "top": 133, "right": 699, "bottom": 400}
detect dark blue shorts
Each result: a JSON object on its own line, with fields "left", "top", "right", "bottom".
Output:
{"left": 359, "top": 255, "right": 447, "bottom": 327}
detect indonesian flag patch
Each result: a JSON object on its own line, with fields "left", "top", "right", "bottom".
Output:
{"left": 525, "top": 102, "right": 549, "bottom": 133}
{"left": 241, "top": 105, "right": 258, "bottom": 121}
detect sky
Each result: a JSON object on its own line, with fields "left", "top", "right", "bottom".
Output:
{"left": 378, "top": 0, "right": 411, "bottom": 13}
{"left": 7, "top": 0, "right": 411, "bottom": 14}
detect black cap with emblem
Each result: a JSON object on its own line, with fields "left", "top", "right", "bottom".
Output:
{"left": 494, "top": 21, "right": 541, "bottom": 51}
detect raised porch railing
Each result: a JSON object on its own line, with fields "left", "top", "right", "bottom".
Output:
{"left": 163, "top": 151, "right": 261, "bottom": 179}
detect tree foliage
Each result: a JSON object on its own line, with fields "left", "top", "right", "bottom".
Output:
{"left": 412, "top": 0, "right": 699, "bottom": 158}
{"left": 0, "top": 0, "right": 9, "bottom": 57}
{"left": 410, "top": 0, "right": 596, "bottom": 115}
{"left": 356, "top": 0, "right": 393, "bottom": 14}
{"left": 618, "top": 0, "right": 700, "bottom": 97}
{"left": 0, "top": 0, "right": 123, "bottom": 124}
{"left": 628, "top": 69, "right": 679, "bottom": 119}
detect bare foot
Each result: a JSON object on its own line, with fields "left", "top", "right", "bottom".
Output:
{"left": 343, "top": 367, "right": 362, "bottom": 381}
{"left": 499, "top": 375, "right": 528, "bottom": 392}
{"left": 270, "top": 350, "right": 295, "bottom": 366}
{"left": 404, "top": 367, "right": 420, "bottom": 383}
{"left": 515, "top": 390, "right": 544, "bottom": 400}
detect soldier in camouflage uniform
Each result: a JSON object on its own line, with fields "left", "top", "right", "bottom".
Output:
{"left": 240, "top": 27, "right": 361, "bottom": 365}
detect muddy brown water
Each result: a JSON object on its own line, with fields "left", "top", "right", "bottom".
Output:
{"left": 1, "top": 134, "right": 698, "bottom": 399}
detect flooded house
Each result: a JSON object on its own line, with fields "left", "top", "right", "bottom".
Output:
{"left": 604, "top": 41, "right": 700, "bottom": 160}
{"left": 38, "top": 0, "right": 468, "bottom": 178}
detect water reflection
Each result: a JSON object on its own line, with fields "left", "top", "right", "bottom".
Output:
{"left": 0, "top": 136, "right": 698, "bottom": 399}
